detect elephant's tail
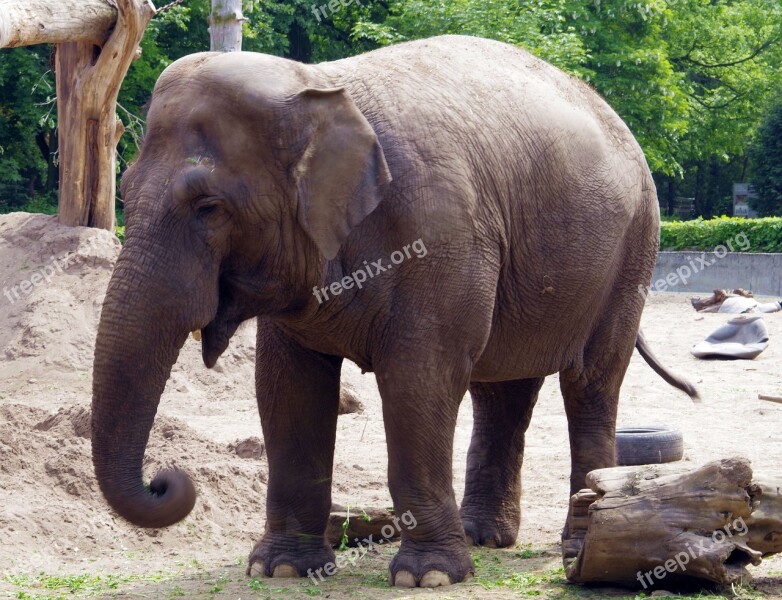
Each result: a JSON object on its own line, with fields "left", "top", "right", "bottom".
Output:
{"left": 636, "top": 330, "right": 701, "bottom": 402}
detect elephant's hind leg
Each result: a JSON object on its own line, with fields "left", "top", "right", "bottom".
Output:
{"left": 558, "top": 314, "right": 637, "bottom": 555}
{"left": 460, "top": 377, "right": 544, "bottom": 548}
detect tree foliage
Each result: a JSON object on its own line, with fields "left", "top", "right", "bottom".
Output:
{"left": 749, "top": 99, "right": 782, "bottom": 216}
{"left": 0, "top": 46, "right": 57, "bottom": 208}
{"left": 0, "top": 0, "right": 780, "bottom": 215}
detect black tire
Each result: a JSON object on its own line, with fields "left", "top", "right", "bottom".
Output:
{"left": 615, "top": 426, "right": 684, "bottom": 466}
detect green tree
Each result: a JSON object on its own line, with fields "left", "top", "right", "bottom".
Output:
{"left": 0, "top": 46, "right": 57, "bottom": 209}
{"left": 663, "top": 0, "right": 782, "bottom": 215}
{"left": 749, "top": 99, "right": 782, "bottom": 215}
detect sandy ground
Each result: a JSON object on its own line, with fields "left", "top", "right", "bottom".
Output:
{"left": 0, "top": 212, "right": 780, "bottom": 599}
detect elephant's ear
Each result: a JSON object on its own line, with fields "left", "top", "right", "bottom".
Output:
{"left": 292, "top": 88, "right": 392, "bottom": 260}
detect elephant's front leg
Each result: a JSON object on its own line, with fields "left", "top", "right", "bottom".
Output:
{"left": 376, "top": 358, "right": 475, "bottom": 588}
{"left": 248, "top": 319, "right": 341, "bottom": 579}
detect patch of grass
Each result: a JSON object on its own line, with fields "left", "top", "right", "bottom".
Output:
{"left": 247, "top": 578, "right": 290, "bottom": 593}
{"left": 3, "top": 571, "right": 174, "bottom": 598}
{"left": 359, "top": 571, "right": 389, "bottom": 588}
{"left": 515, "top": 545, "right": 547, "bottom": 560}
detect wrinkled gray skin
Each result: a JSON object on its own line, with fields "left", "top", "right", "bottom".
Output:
{"left": 92, "top": 35, "right": 696, "bottom": 588}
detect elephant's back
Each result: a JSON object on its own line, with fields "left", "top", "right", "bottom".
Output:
{"left": 317, "top": 36, "right": 648, "bottom": 196}
{"left": 316, "top": 36, "right": 653, "bottom": 237}
{"left": 318, "top": 36, "right": 637, "bottom": 153}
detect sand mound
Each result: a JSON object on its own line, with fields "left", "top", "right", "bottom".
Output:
{"left": 0, "top": 213, "right": 120, "bottom": 387}
{"left": 0, "top": 402, "right": 268, "bottom": 573}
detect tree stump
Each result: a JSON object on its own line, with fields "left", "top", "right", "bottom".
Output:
{"left": 55, "top": 0, "right": 155, "bottom": 231}
{"left": 563, "top": 458, "right": 781, "bottom": 589}
{"left": 746, "top": 476, "right": 782, "bottom": 556}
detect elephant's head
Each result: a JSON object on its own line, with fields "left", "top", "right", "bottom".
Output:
{"left": 92, "top": 52, "right": 391, "bottom": 528}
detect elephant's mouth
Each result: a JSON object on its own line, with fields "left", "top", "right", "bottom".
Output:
{"left": 200, "top": 315, "right": 241, "bottom": 368}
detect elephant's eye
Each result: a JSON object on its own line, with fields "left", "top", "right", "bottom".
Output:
{"left": 194, "top": 197, "right": 221, "bottom": 218}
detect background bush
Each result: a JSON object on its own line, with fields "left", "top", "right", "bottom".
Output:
{"left": 660, "top": 216, "right": 782, "bottom": 252}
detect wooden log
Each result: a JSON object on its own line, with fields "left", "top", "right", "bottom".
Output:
{"left": 562, "top": 489, "right": 598, "bottom": 563}
{"left": 0, "top": 0, "right": 116, "bottom": 48}
{"left": 327, "top": 505, "right": 401, "bottom": 548}
{"left": 746, "top": 476, "right": 782, "bottom": 556}
{"left": 758, "top": 394, "right": 782, "bottom": 405}
{"left": 563, "top": 458, "right": 782, "bottom": 589}
{"left": 55, "top": 0, "right": 155, "bottom": 230}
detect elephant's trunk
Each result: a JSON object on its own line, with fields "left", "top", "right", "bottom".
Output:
{"left": 91, "top": 252, "right": 197, "bottom": 528}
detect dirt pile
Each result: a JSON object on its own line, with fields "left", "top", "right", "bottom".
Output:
{"left": 0, "top": 402, "right": 268, "bottom": 573}
{"left": 0, "top": 213, "right": 120, "bottom": 387}
{"left": 0, "top": 213, "right": 260, "bottom": 407}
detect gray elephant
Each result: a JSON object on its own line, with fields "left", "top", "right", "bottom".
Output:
{"left": 92, "top": 35, "right": 696, "bottom": 588}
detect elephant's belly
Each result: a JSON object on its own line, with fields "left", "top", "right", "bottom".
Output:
{"left": 470, "top": 319, "right": 589, "bottom": 382}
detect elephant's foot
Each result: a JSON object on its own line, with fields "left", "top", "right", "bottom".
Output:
{"left": 247, "top": 533, "right": 334, "bottom": 580}
{"left": 460, "top": 504, "right": 520, "bottom": 548}
{"left": 389, "top": 540, "right": 474, "bottom": 588}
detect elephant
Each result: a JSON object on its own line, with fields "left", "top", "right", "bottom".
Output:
{"left": 91, "top": 35, "right": 698, "bottom": 589}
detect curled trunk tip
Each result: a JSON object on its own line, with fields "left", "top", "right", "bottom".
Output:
{"left": 97, "top": 466, "right": 197, "bottom": 528}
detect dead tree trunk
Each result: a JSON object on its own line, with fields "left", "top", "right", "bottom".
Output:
{"left": 0, "top": 0, "right": 155, "bottom": 231}
{"left": 563, "top": 458, "right": 781, "bottom": 589}
{"left": 56, "top": 1, "right": 154, "bottom": 230}
{"left": 209, "top": 0, "right": 244, "bottom": 52}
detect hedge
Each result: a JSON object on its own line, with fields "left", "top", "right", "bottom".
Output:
{"left": 659, "top": 216, "right": 782, "bottom": 253}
